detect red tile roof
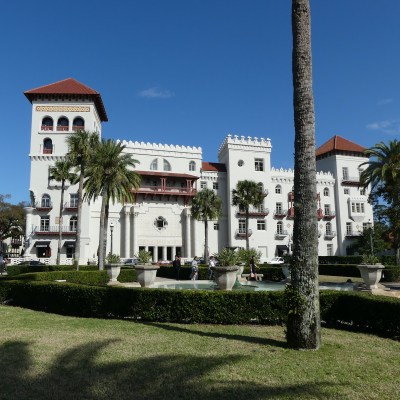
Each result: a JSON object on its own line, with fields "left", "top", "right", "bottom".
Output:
{"left": 24, "top": 78, "right": 108, "bottom": 122}
{"left": 316, "top": 135, "right": 365, "bottom": 157}
{"left": 201, "top": 162, "right": 227, "bottom": 172}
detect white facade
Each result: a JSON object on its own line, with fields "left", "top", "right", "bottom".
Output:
{"left": 23, "top": 79, "right": 374, "bottom": 264}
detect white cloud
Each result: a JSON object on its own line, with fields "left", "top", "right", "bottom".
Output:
{"left": 366, "top": 119, "right": 400, "bottom": 135}
{"left": 377, "top": 98, "right": 393, "bottom": 106}
{"left": 138, "top": 87, "right": 174, "bottom": 99}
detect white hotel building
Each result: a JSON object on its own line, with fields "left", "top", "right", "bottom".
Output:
{"left": 23, "top": 78, "right": 373, "bottom": 264}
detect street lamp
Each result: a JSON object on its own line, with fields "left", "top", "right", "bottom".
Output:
{"left": 367, "top": 219, "right": 374, "bottom": 256}
{"left": 110, "top": 222, "right": 114, "bottom": 255}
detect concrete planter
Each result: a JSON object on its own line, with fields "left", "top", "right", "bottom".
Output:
{"left": 357, "top": 264, "right": 385, "bottom": 290}
{"left": 135, "top": 264, "right": 160, "bottom": 287}
{"left": 105, "top": 264, "right": 121, "bottom": 284}
{"left": 211, "top": 266, "right": 239, "bottom": 291}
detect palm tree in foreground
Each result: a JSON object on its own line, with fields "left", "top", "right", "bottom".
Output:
{"left": 360, "top": 140, "right": 400, "bottom": 264}
{"left": 49, "top": 160, "right": 77, "bottom": 265}
{"left": 286, "top": 0, "right": 320, "bottom": 350}
{"left": 231, "top": 180, "right": 265, "bottom": 250}
{"left": 191, "top": 188, "right": 222, "bottom": 263}
{"left": 84, "top": 139, "right": 141, "bottom": 270}
{"left": 66, "top": 130, "right": 99, "bottom": 269}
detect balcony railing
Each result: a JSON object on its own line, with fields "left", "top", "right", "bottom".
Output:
{"left": 317, "top": 208, "right": 324, "bottom": 220}
{"left": 341, "top": 177, "right": 361, "bottom": 186}
{"left": 136, "top": 185, "right": 197, "bottom": 196}
{"left": 324, "top": 231, "right": 336, "bottom": 239}
{"left": 323, "top": 210, "right": 336, "bottom": 219}
{"left": 72, "top": 125, "right": 84, "bottom": 131}
{"left": 64, "top": 202, "right": 78, "bottom": 210}
{"left": 235, "top": 229, "right": 253, "bottom": 238}
{"left": 275, "top": 230, "right": 289, "bottom": 239}
{"left": 345, "top": 230, "right": 362, "bottom": 238}
{"left": 56, "top": 126, "right": 69, "bottom": 131}
{"left": 273, "top": 209, "right": 287, "bottom": 218}
{"left": 236, "top": 207, "right": 270, "bottom": 217}
{"left": 34, "top": 226, "right": 77, "bottom": 235}
{"left": 43, "top": 148, "right": 53, "bottom": 154}
{"left": 41, "top": 125, "right": 54, "bottom": 131}
{"left": 34, "top": 202, "right": 53, "bottom": 210}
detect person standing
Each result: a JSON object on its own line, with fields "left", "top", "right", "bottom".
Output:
{"left": 190, "top": 256, "right": 199, "bottom": 280}
{"left": 172, "top": 255, "right": 181, "bottom": 280}
{"left": 249, "top": 255, "right": 258, "bottom": 281}
{"left": 208, "top": 256, "right": 216, "bottom": 280}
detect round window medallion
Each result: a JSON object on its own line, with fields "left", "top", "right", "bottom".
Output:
{"left": 238, "top": 160, "right": 244, "bottom": 167}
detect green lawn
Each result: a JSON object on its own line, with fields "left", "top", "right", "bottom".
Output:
{"left": 1, "top": 305, "right": 399, "bottom": 400}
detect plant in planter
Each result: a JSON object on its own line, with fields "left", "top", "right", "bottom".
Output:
{"left": 105, "top": 253, "right": 121, "bottom": 284}
{"left": 357, "top": 253, "right": 385, "bottom": 290}
{"left": 135, "top": 250, "right": 159, "bottom": 287}
{"left": 212, "top": 248, "right": 240, "bottom": 290}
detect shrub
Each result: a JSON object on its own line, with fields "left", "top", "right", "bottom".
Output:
{"left": 381, "top": 266, "right": 400, "bottom": 282}
{"left": 7, "top": 264, "right": 98, "bottom": 276}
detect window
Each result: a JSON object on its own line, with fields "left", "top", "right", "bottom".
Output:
{"left": 238, "top": 160, "right": 244, "bottom": 167}
{"left": 324, "top": 204, "right": 331, "bottom": 216}
{"left": 257, "top": 203, "right": 264, "bottom": 212}
{"left": 163, "top": 159, "right": 171, "bottom": 171}
{"left": 238, "top": 219, "right": 246, "bottom": 233}
{"left": 363, "top": 222, "right": 368, "bottom": 231}
{"left": 323, "top": 187, "right": 329, "bottom": 196}
{"left": 276, "top": 202, "right": 282, "bottom": 214}
{"left": 276, "top": 221, "right": 283, "bottom": 234}
{"left": 72, "top": 117, "right": 84, "bottom": 131}
{"left": 57, "top": 117, "right": 69, "bottom": 131}
{"left": 360, "top": 188, "right": 366, "bottom": 196}
{"left": 214, "top": 223, "right": 219, "bottom": 230}
{"left": 344, "top": 188, "right": 350, "bottom": 195}
{"left": 150, "top": 159, "right": 158, "bottom": 170}
{"left": 327, "top": 244, "right": 333, "bottom": 256}
{"left": 70, "top": 193, "right": 78, "bottom": 208}
{"left": 43, "top": 138, "right": 53, "bottom": 154}
{"left": 40, "top": 216, "right": 50, "bottom": 232}
{"left": 41, "top": 194, "right": 51, "bottom": 208}
{"left": 275, "top": 185, "right": 281, "bottom": 194}
{"left": 41, "top": 117, "right": 53, "bottom": 130}
{"left": 154, "top": 216, "right": 167, "bottom": 230}
{"left": 213, "top": 182, "right": 219, "bottom": 190}
{"left": 325, "top": 222, "right": 332, "bottom": 235}
{"left": 351, "top": 202, "right": 365, "bottom": 214}
{"left": 189, "top": 161, "right": 196, "bottom": 171}
{"left": 70, "top": 216, "right": 78, "bottom": 232}
{"left": 200, "top": 181, "right": 207, "bottom": 189}
{"left": 257, "top": 220, "right": 266, "bottom": 230}
{"left": 255, "top": 158, "right": 264, "bottom": 171}
{"left": 342, "top": 167, "right": 349, "bottom": 180}
{"left": 346, "top": 222, "right": 352, "bottom": 235}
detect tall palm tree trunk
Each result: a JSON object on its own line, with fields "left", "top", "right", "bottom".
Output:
{"left": 286, "top": 0, "right": 321, "bottom": 350}
{"left": 245, "top": 209, "right": 250, "bottom": 250}
{"left": 74, "top": 164, "right": 84, "bottom": 270}
{"left": 57, "top": 180, "right": 65, "bottom": 265}
{"left": 98, "top": 193, "right": 107, "bottom": 270}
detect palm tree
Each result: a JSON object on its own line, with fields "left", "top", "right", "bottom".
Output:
{"left": 286, "top": 0, "right": 320, "bottom": 350}
{"left": 49, "top": 160, "right": 77, "bottom": 265}
{"left": 191, "top": 188, "right": 222, "bottom": 263}
{"left": 66, "top": 130, "right": 99, "bottom": 269}
{"left": 84, "top": 139, "right": 141, "bottom": 270}
{"left": 360, "top": 140, "right": 400, "bottom": 264}
{"left": 231, "top": 180, "right": 265, "bottom": 250}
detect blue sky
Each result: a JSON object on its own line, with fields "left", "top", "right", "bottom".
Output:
{"left": 1, "top": 0, "right": 399, "bottom": 204}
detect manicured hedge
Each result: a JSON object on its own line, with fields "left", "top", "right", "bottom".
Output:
{"left": 1, "top": 280, "right": 399, "bottom": 337}
{"left": 381, "top": 266, "right": 400, "bottom": 282}
{"left": 318, "top": 264, "right": 361, "bottom": 278}
{"left": 7, "top": 264, "right": 98, "bottom": 276}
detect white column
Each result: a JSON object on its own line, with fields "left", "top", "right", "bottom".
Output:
{"left": 185, "top": 209, "right": 191, "bottom": 258}
{"left": 23, "top": 206, "right": 34, "bottom": 252}
{"left": 124, "top": 210, "right": 130, "bottom": 257}
{"left": 162, "top": 246, "right": 167, "bottom": 261}
{"left": 153, "top": 246, "right": 158, "bottom": 262}
{"left": 133, "top": 212, "right": 138, "bottom": 256}
{"left": 172, "top": 246, "right": 176, "bottom": 259}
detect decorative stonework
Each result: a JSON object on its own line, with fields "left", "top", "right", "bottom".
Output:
{"left": 36, "top": 106, "right": 90, "bottom": 113}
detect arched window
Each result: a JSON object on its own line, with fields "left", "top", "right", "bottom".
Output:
{"left": 57, "top": 117, "right": 69, "bottom": 131}
{"left": 72, "top": 117, "right": 84, "bottom": 131}
{"left": 189, "top": 161, "right": 196, "bottom": 171}
{"left": 150, "top": 159, "right": 158, "bottom": 170}
{"left": 70, "top": 216, "right": 78, "bottom": 232}
{"left": 276, "top": 221, "right": 283, "bottom": 234}
{"left": 43, "top": 138, "right": 53, "bottom": 154}
{"left": 275, "top": 185, "right": 282, "bottom": 194}
{"left": 41, "top": 194, "right": 51, "bottom": 208}
{"left": 323, "top": 187, "right": 329, "bottom": 196}
{"left": 163, "top": 159, "right": 171, "bottom": 171}
{"left": 326, "top": 222, "right": 332, "bottom": 235}
{"left": 41, "top": 117, "right": 53, "bottom": 131}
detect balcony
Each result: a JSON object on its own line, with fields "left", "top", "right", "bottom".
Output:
{"left": 34, "top": 226, "right": 77, "bottom": 236}
{"left": 341, "top": 177, "right": 361, "bottom": 186}
{"left": 236, "top": 207, "right": 269, "bottom": 217}
{"left": 235, "top": 229, "right": 253, "bottom": 239}
{"left": 72, "top": 125, "right": 85, "bottom": 132}
{"left": 56, "top": 126, "right": 69, "bottom": 132}
{"left": 43, "top": 148, "right": 53, "bottom": 154}
{"left": 345, "top": 230, "right": 362, "bottom": 238}
{"left": 324, "top": 231, "right": 336, "bottom": 239}
{"left": 317, "top": 208, "right": 324, "bottom": 220}
{"left": 64, "top": 202, "right": 78, "bottom": 211}
{"left": 323, "top": 210, "right": 336, "bottom": 220}
{"left": 273, "top": 209, "right": 288, "bottom": 219}
{"left": 34, "top": 202, "right": 53, "bottom": 211}
{"left": 287, "top": 207, "right": 295, "bottom": 219}
{"left": 11, "top": 239, "right": 23, "bottom": 246}
{"left": 41, "top": 125, "right": 54, "bottom": 131}
{"left": 275, "top": 230, "right": 289, "bottom": 239}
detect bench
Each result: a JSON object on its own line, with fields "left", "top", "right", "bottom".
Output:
{"left": 242, "top": 273, "right": 264, "bottom": 282}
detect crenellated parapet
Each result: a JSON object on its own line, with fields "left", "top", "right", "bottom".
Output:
{"left": 271, "top": 167, "right": 335, "bottom": 186}
{"left": 218, "top": 134, "right": 272, "bottom": 156}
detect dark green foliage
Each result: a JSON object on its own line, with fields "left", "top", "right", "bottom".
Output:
{"left": 7, "top": 264, "right": 98, "bottom": 276}
{"left": 381, "top": 266, "right": 400, "bottom": 282}
{"left": 318, "top": 256, "right": 363, "bottom": 265}
{"left": 318, "top": 264, "right": 361, "bottom": 278}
